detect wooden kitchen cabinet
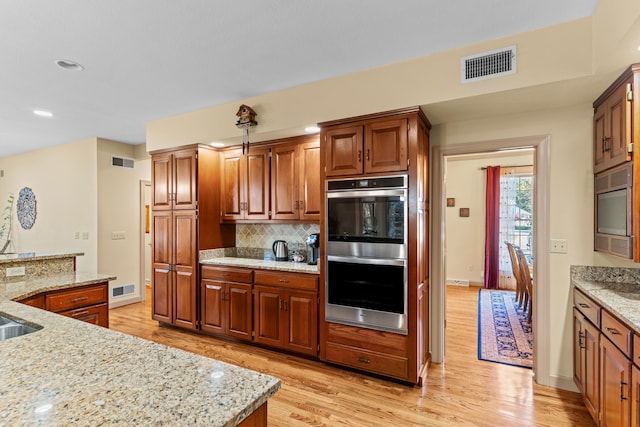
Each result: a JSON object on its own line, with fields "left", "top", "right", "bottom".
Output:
{"left": 253, "top": 270, "right": 318, "bottom": 356}
{"left": 44, "top": 282, "right": 109, "bottom": 328}
{"left": 319, "top": 106, "right": 430, "bottom": 384}
{"left": 220, "top": 147, "right": 270, "bottom": 221}
{"left": 632, "top": 364, "right": 640, "bottom": 426}
{"left": 151, "top": 145, "right": 234, "bottom": 331}
{"left": 201, "top": 265, "right": 253, "bottom": 341}
{"left": 573, "top": 306, "right": 600, "bottom": 422}
{"left": 152, "top": 148, "right": 197, "bottom": 210}
{"left": 593, "top": 75, "right": 632, "bottom": 174}
{"left": 323, "top": 117, "right": 408, "bottom": 177}
{"left": 152, "top": 210, "right": 198, "bottom": 329}
{"left": 18, "top": 293, "right": 44, "bottom": 309}
{"left": 600, "top": 336, "right": 631, "bottom": 427}
{"left": 271, "top": 136, "right": 321, "bottom": 221}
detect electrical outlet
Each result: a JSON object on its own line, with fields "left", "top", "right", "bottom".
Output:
{"left": 111, "top": 231, "right": 126, "bottom": 240}
{"left": 550, "top": 239, "right": 568, "bottom": 254}
{"left": 6, "top": 266, "right": 25, "bottom": 277}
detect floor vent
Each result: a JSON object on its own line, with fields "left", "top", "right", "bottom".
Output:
{"left": 447, "top": 279, "right": 470, "bottom": 287}
{"left": 112, "top": 156, "right": 135, "bottom": 169}
{"left": 461, "top": 46, "right": 516, "bottom": 83}
{"left": 112, "top": 284, "right": 135, "bottom": 298}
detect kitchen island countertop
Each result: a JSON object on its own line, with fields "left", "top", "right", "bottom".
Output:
{"left": 0, "top": 273, "right": 280, "bottom": 426}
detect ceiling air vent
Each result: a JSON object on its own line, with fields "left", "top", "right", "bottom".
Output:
{"left": 461, "top": 45, "right": 516, "bottom": 83}
{"left": 111, "top": 156, "right": 135, "bottom": 169}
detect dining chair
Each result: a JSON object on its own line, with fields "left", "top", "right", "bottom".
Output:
{"left": 515, "top": 247, "right": 533, "bottom": 323}
{"left": 505, "top": 242, "right": 526, "bottom": 308}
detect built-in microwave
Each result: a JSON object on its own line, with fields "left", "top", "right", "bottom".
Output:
{"left": 594, "top": 162, "right": 633, "bottom": 258}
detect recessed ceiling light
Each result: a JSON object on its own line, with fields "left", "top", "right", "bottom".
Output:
{"left": 210, "top": 142, "right": 225, "bottom": 148}
{"left": 305, "top": 126, "right": 320, "bottom": 134}
{"left": 33, "top": 110, "right": 54, "bottom": 118}
{"left": 55, "top": 59, "right": 84, "bottom": 71}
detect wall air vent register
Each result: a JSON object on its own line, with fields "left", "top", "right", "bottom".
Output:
{"left": 461, "top": 46, "right": 517, "bottom": 83}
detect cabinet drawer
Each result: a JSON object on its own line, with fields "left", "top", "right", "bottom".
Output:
{"left": 59, "top": 303, "right": 109, "bottom": 327}
{"left": 46, "top": 284, "right": 108, "bottom": 313}
{"left": 201, "top": 266, "right": 253, "bottom": 283}
{"left": 602, "top": 309, "right": 632, "bottom": 357}
{"left": 254, "top": 270, "right": 318, "bottom": 291}
{"left": 325, "top": 342, "right": 408, "bottom": 380}
{"left": 574, "top": 289, "right": 601, "bottom": 327}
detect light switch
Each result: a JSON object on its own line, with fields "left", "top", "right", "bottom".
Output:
{"left": 550, "top": 239, "right": 568, "bottom": 253}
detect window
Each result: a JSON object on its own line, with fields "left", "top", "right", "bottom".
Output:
{"left": 499, "top": 167, "right": 533, "bottom": 286}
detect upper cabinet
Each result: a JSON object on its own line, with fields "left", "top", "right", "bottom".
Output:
{"left": 220, "top": 135, "right": 320, "bottom": 223}
{"left": 324, "top": 118, "right": 408, "bottom": 177}
{"left": 152, "top": 149, "right": 198, "bottom": 210}
{"left": 593, "top": 64, "right": 640, "bottom": 261}
{"left": 220, "top": 146, "right": 270, "bottom": 221}
{"left": 594, "top": 77, "right": 633, "bottom": 174}
{"left": 271, "top": 136, "right": 321, "bottom": 221}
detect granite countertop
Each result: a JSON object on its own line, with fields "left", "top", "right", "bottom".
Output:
{"left": 0, "top": 251, "right": 84, "bottom": 264}
{"left": 201, "top": 257, "right": 319, "bottom": 274}
{"left": 573, "top": 279, "right": 640, "bottom": 335}
{"left": 0, "top": 272, "right": 116, "bottom": 300}
{"left": 0, "top": 274, "right": 281, "bottom": 426}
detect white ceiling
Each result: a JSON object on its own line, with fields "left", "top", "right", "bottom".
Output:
{"left": 0, "top": 0, "right": 599, "bottom": 158}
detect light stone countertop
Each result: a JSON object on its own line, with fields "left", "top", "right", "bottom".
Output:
{"left": 0, "top": 274, "right": 281, "bottom": 426}
{"left": 201, "top": 256, "right": 319, "bottom": 274}
{"left": 573, "top": 279, "right": 640, "bottom": 335}
{"left": 0, "top": 251, "right": 84, "bottom": 265}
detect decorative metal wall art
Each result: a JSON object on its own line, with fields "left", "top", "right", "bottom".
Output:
{"left": 17, "top": 187, "right": 37, "bottom": 229}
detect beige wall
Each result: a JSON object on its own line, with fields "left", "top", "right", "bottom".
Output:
{"left": 445, "top": 151, "right": 534, "bottom": 285}
{"left": 0, "top": 138, "right": 98, "bottom": 272}
{"left": 432, "top": 102, "right": 639, "bottom": 383}
{"left": 97, "top": 139, "right": 151, "bottom": 306}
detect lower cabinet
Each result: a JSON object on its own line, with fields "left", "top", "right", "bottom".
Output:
{"left": 200, "top": 265, "right": 319, "bottom": 357}
{"left": 601, "top": 337, "right": 631, "bottom": 427}
{"left": 574, "top": 287, "right": 637, "bottom": 427}
{"left": 253, "top": 270, "right": 318, "bottom": 357}
{"left": 18, "top": 282, "right": 109, "bottom": 328}
{"left": 201, "top": 266, "right": 253, "bottom": 341}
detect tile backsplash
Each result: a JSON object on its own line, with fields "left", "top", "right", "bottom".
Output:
{"left": 236, "top": 223, "right": 320, "bottom": 250}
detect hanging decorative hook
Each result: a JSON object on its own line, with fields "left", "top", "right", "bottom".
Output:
{"left": 235, "top": 104, "right": 258, "bottom": 154}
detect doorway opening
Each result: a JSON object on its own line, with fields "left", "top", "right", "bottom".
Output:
{"left": 140, "top": 180, "right": 152, "bottom": 302}
{"left": 432, "top": 135, "right": 551, "bottom": 386}
{"left": 443, "top": 149, "right": 534, "bottom": 369}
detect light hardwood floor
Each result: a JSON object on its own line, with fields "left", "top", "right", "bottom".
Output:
{"left": 109, "top": 285, "right": 594, "bottom": 426}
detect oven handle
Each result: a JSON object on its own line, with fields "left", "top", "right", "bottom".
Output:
{"left": 327, "top": 255, "right": 406, "bottom": 267}
{"left": 326, "top": 189, "right": 406, "bottom": 199}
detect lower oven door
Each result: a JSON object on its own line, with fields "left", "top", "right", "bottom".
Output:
{"left": 326, "top": 255, "right": 407, "bottom": 334}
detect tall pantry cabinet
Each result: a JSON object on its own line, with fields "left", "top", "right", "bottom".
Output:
{"left": 151, "top": 145, "right": 235, "bottom": 329}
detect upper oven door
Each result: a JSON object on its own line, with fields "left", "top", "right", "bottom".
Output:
{"left": 326, "top": 188, "right": 407, "bottom": 257}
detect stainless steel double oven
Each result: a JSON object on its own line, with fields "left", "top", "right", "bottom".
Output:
{"left": 325, "top": 175, "right": 408, "bottom": 334}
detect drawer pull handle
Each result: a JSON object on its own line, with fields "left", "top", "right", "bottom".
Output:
{"left": 620, "top": 381, "right": 628, "bottom": 401}
{"left": 206, "top": 285, "right": 222, "bottom": 291}
{"left": 71, "top": 310, "right": 89, "bottom": 317}
{"left": 606, "top": 327, "right": 621, "bottom": 335}
{"left": 221, "top": 273, "right": 230, "bottom": 277}
{"left": 357, "top": 357, "right": 371, "bottom": 364}
{"left": 279, "top": 279, "right": 289, "bottom": 283}
{"left": 69, "top": 296, "right": 88, "bottom": 303}
{"left": 578, "top": 303, "right": 589, "bottom": 308}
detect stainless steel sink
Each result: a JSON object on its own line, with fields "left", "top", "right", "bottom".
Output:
{"left": 0, "top": 313, "right": 42, "bottom": 341}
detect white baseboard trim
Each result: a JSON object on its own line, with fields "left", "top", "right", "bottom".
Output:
{"left": 109, "top": 295, "right": 142, "bottom": 309}
{"left": 543, "top": 374, "right": 579, "bottom": 393}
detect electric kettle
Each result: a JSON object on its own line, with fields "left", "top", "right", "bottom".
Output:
{"left": 272, "top": 240, "right": 288, "bottom": 262}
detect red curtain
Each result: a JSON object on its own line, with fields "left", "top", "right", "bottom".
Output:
{"left": 484, "top": 166, "right": 501, "bottom": 289}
